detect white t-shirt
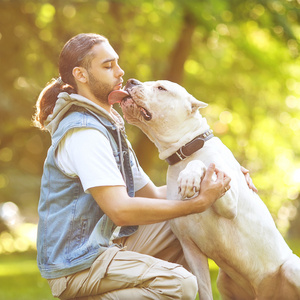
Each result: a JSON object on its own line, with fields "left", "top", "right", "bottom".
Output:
{"left": 56, "top": 128, "right": 150, "bottom": 193}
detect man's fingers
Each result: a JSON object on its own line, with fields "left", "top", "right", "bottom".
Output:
{"left": 215, "top": 169, "right": 225, "bottom": 180}
{"left": 240, "top": 166, "right": 249, "bottom": 175}
{"left": 246, "top": 174, "right": 258, "bottom": 193}
{"left": 224, "top": 184, "right": 231, "bottom": 193}
{"left": 240, "top": 165, "right": 258, "bottom": 193}
{"left": 215, "top": 167, "right": 229, "bottom": 179}
{"left": 214, "top": 166, "right": 231, "bottom": 196}
{"left": 204, "top": 163, "right": 216, "bottom": 180}
{"left": 206, "top": 164, "right": 231, "bottom": 186}
{"left": 223, "top": 174, "right": 231, "bottom": 185}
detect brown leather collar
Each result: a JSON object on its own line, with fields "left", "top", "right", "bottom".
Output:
{"left": 165, "top": 129, "right": 214, "bottom": 165}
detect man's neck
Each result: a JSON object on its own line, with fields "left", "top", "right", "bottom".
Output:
{"left": 77, "top": 89, "right": 111, "bottom": 114}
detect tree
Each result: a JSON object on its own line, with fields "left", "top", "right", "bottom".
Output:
{"left": 0, "top": 0, "right": 299, "bottom": 236}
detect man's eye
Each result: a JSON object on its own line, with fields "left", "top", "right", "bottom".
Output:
{"left": 104, "top": 63, "right": 113, "bottom": 69}
{"left": 157, "top": 86, "right": 167, "bottom": 91}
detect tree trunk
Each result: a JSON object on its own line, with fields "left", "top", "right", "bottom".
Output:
{"left": 287, "top": 196, "right": 300, "bottom": 239}
{"left": 134, "top": 10, "right": 197, "bottom": 173}
{"left": 164, "top": 10, "right": 197, "bottom": 84}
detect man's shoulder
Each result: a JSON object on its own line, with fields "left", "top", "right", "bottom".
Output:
{"left": 58, "top": 109, "right": 111, "bottom": 133}
{"left": 50, "top": 109, "right": 113, "bottom": 147}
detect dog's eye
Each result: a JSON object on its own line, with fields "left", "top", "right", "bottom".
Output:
{"left": 157, "top": 86, "right": 167, "bottom": 91}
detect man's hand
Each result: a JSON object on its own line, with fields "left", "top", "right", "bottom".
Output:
{"left": 241, "top": 166, "right": 258, "bottom": 193}
{"left": 191, "top": 163, "right": 231, "bottom": 213}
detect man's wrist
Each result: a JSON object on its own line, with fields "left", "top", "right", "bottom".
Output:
{"left": 185, "top": 195, "right": 208, "bottom": 215}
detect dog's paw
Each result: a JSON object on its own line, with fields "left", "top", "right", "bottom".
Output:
{"left": 177, "top": 161, "right": 206, "bottom": 199}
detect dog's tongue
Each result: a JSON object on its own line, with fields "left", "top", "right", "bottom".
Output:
{"left": 108, "top": 90, "right": 130, "bottom": 105}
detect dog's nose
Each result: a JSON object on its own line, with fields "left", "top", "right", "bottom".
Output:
{"left": 125, "top": 78, "right": 142, "bottom": 89}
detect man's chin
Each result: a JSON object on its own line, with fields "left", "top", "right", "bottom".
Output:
{"left": 113, "top": 83, "right": 123, "bottom": 91}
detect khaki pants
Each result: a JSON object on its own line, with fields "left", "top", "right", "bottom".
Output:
{"left": 48, "top": 221, "right": 197, "bottom": 299}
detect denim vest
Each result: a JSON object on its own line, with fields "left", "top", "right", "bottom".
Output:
{"left": 37, "top": 108, "right": 138, "bottom": 279}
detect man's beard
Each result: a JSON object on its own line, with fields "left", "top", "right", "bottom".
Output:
{"left": 88, "top": 71, "right": 113, "bottom": 105}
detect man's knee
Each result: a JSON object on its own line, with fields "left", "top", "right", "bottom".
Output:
{"left": 147, "top": 261, "right": 198, "bottom": 299}
{"left": 180, "top": 271, "right": 198, "bottom": 299}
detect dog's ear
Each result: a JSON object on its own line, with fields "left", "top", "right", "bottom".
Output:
{"left": 189, "top": 95, "right": 208, "bottom": 113}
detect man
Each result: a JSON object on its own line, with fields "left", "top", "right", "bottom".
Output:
{"left": 33, "top": 33, "right": 250, "bottom": 299}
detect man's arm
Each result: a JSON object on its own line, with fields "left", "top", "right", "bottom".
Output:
{"left": 135, "top": 181, "right": 167, "bottom": 199}
{"left": 89, "top": 163, "right": 230, "bottom": 226}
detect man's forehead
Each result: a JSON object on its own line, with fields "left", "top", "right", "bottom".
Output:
{"left": 92, "top": 42, "right": 119, "bottom": 63}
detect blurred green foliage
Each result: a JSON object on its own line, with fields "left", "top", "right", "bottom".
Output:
{"left": 0, "top": 0, "right": 299, "bottom": 237}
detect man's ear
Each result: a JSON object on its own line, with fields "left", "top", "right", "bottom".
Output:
{"left": 72, "top": 66, "right": 88, "bottom": 83}
{"left": 189, "top": 95, "right": 208, "bottom": 113}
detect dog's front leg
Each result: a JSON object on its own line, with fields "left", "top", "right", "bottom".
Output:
{"left": 179, "top": 234, "right": 213, "bottom": 300}
{"left": 171, "top": 216, "right": 213, "bottom": 299}
{"left": 177, "top": 160, "right": 206, "bottom": 199}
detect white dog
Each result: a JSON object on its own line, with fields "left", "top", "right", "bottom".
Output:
{"left": 109, "top": 79, "right": 300, "bottom": 300}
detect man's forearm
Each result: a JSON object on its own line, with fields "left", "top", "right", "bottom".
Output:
{"left": 89, "top": 163, "right": 230, "bottom": 227}
{"left": 135, "top": 181, "right": 167, "bottom": 199}
{"left": 104, "top": 194, "right": 204, "bottom": 226}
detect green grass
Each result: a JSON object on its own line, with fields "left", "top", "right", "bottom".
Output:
{"left": 0, "top": 239, "right": 299, "bottom": 300}
{"left": 0, "top": 251, "right": 53, "bottom": 300}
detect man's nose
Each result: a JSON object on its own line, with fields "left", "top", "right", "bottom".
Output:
{"left": 125, "top": 78, "right": 142, "bottom": 89}
{"left": 116, "top": 65, "right": 125, "bottom": 77}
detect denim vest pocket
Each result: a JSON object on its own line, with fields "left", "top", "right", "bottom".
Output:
{"left": 67, "top": 218, "right": 90, "bottom": 261}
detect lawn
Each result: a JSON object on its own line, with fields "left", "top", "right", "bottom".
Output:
{"left": 0, "top": 251, "right": 53, "bottom": 300}
{"left": 0, "top": 240, "right": 299, "bottom": 300}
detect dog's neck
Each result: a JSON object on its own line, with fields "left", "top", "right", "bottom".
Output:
{"left": 150, "top": 114, "right": 210, "bottom": 161}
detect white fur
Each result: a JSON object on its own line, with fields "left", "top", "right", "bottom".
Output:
{"left": 121, "top": 80, "right": 300, "bottom": 300}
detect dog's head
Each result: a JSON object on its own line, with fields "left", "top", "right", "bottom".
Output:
{"left": 108, "top": 79, "right": 208, "bottom": 149}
